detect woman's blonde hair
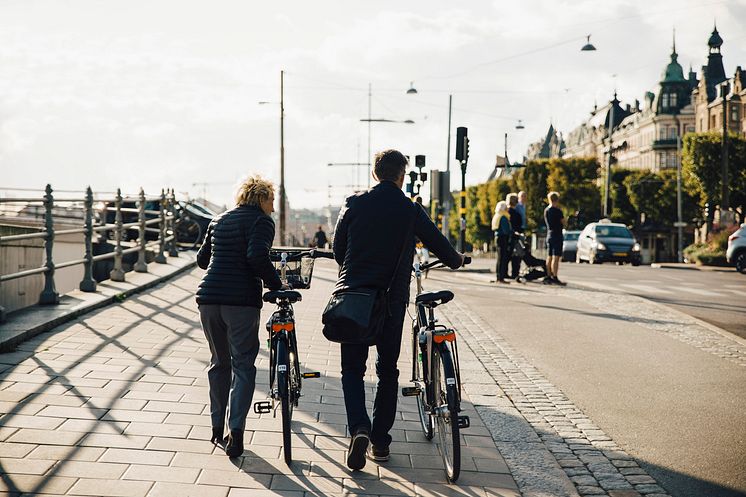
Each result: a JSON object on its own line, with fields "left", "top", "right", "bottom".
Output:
{"left": 494, "top": 200, "right": 508, "bottom": 214}
{"left": 235, "top": 176, "right": 274, "bottom": 206}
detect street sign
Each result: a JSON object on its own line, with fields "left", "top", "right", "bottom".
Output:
{"left": 673, "top": 222, "right": 687, "bottom": 227}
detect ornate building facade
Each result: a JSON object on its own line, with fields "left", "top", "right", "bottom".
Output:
{"left": 525, "top": 27, "right": 743, "bottom": 170}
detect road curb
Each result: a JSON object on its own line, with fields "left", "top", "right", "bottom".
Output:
{"left": 651, "top": 262, "right": 733, "bottom": 273}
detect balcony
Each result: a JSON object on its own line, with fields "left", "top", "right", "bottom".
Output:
{"left": 652, "top": 138, "right": 677, "bottom": 149}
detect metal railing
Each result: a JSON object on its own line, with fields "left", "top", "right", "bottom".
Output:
{"left": 0, "top": 185, "right": 181, "bottom": 322}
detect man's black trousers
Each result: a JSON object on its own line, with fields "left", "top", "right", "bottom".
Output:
{"left": 340, "top": 299, "right": 407, "bottom": 449}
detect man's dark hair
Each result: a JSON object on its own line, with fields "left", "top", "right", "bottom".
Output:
{"left": 374, "top": 149, "right": 408, "bottom": 182}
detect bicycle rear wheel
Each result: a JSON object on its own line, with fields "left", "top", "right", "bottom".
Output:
{"left": 276, "top": 339, "right": 293, "bottom": 464}
{"left": 433, "top": 344, "right": 460, "bottom": 482}
{"left": 414, "top": 331, "right": 434, "bottom": 440}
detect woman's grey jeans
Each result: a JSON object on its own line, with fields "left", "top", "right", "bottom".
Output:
{"left": 198, "top": 304, "right": 261, "bottom": 433}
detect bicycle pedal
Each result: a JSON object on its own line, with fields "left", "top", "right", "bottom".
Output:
{"left": 301, "top": 372, "right": 320, "bottom": 379}
{"left": 253, "top": 401, "right": 271, "bottom": 414}
{"left": 401, "top": 386, "right": 421, "bottom": 397}
{"left": 457, "top": 415, "right": 470, "bottom": 429}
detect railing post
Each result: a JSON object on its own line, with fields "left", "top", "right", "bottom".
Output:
{"left": 0, "top": 231, "right": 6, "bottom": 322}
{"left": 39, "top": 184, "right": 60, "bottom": 304}
{"left": 154, "top": 188, "right": 167, "bottom": 263}
{"left": 167, "top": 188, "right": 179, "bottom": 257}
{"left": 79, "top": 186, "right": 97, "bottom": 292}
{"left": 110, "top": 188, "right": 125, "bottom": 282}
{"left": 134, "top": 187, "right": 148, "bottom": 273}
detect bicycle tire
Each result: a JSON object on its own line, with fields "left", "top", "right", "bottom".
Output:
{"left": 175, "top": 218, "right": 202, "bottom": 251}
{"left": 276, "top": 339, "right": 293, "bottom": 464}
{"left": 433, "top": 343, "right": 461, "bottom": 482}
{"left": 414, "top": 329, "right": 434, "bottom": 440}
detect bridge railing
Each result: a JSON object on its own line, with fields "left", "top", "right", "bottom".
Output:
{"left": 0, "top": 185, "right": 181, "bottom": 322}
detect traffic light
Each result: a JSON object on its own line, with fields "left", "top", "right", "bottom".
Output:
{"left": 455, "top": 127, "right": 469, "bottom": 162}
{"left": 415, "top": 155, "right": 425, "bottom": 168}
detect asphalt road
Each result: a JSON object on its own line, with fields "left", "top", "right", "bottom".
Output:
{"left": 471, "top": 257, "right": 746, "bottom": 339}
{"left": 427, "top": 265, "right": 746, "bottom": 497}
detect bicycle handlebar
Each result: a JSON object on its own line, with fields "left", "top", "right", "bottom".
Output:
{"left": 418, "top": 256, "right": 471, "bottom": 271}
{"left": 269, "top": 249, "right": 334, "bottom": 262}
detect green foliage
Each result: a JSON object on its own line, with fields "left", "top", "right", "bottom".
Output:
{"left": 545, "top": 157, "right": 601, "bottom": 228}
{"left": 609, "top": 168, "right": 636, "bottom": 224}
{"left": 683, "top": 228, "right": 734, "bottom": 266}
{"left": 682, "top": 132, "right": 746, "bottom": 211}
{"left": 513, "top": 160, "right": 549, "bottom": 230}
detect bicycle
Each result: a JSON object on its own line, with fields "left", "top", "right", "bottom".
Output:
{"left": 402, "top": 256, "right": 471, "bottom": 482}
{"left": 253, "top": 248, "right": 334, "bottom": 465}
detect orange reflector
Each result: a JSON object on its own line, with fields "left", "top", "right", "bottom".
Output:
{"left": 433, "top": 331, "right": 456, "bottom": 343}
{"left": 271, "top": 323, "right": 294, "bottom": 333}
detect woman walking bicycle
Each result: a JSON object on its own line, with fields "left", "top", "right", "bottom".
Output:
{"left": 195, "top": 176, "right": 289, "bottom": 458}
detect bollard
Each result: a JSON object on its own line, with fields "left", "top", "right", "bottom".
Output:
{"left": 110, "top": 188, "right": 125, "bottom": 281}
{"left": 167, "top": 188, "right": 179, "bottom": 257}
{"left": 79, "top": 186, "right": 97, "bottom": 292}
{"left": 39, "top": 184, "right": 60, "bottom": 304}
{"left": 154, "top": 188, "right": 167, "bottom": 263}
{"left": 134, "top": 188, "right": 148, "bottom": 273}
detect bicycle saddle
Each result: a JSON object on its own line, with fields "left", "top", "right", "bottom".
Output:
{"left": 415, "top": 290, "right": 454, "bottom": 306}
{"left": 263, "top": 290, "right": 302, "bottom": 304}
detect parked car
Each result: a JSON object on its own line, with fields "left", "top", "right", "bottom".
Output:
{"left": 562, "top": 230, "right": 581, "bottom": 262}
{"left": 575, "top": 221, "right": 641, "bottom": 265}
{"left": 726, "top": 223, "right": 746, "bottom": 274}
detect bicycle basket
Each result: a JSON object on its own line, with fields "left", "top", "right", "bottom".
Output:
{"left": 269, "top": 256, "right": 316, "bottom": 289}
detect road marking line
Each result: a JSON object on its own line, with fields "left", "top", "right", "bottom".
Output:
{"left": 619, "top": 284, "right": 673, "bottom": 294}
{"left": 724, "top": 284, "right": 746, "bottom": 289}
{"left": 724, "top": 289, "right": 746, "bottom": 297}
{"left": 676, "top": 287, "right": 723, "bottom": 297}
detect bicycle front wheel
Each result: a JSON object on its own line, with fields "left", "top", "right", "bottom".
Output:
{"left": 175, "top": 218, "right": 202, "bottom": 251}
{"left": 433, "top": 343, "right": 460, "bottom": 482}
{"left": 276, "top": 339, "right": 293, "bottom": 465}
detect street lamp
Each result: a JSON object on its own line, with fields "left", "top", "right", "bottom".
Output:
{"left": 515, "top": 120, "right": 525, "bottom": 130}
{"left": 362, "top": 83, "right": 415, "bottom": 188}
{"left": 258, "top": 69, "right": 286, "bottom": 245}
{"left": 406, "top": 82, "right": 418, "bottom": 94}
{"left": 581, "top": 35, "right": 597, "bottom": 51}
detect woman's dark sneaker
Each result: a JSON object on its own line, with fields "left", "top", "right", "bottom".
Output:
{"left": 211, "top": 426, "right": 225, "bottom": 446}
{"left": 552, "top": 277, "right": 567, "bottom": 286}
{"left": 225, "top": 430, "right": 244, "bottom": 458}
{"left": 367, "top": 444, "right": 390, "bottom": 462}
{"left": 346, "top": 428, "right": 370, "bottom": 470}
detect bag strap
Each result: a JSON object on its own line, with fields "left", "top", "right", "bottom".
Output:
{"left": 385, "top": 202, "right": 418, "bottom": 294}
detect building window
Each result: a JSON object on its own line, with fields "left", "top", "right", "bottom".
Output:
{"left": 669, "top": 126, "right": 677, "bottom": 139}
{"left": 670, "top": 93, "right": 678, "bottom": 108}
{"left": 662, "top": 93, "right": 669, "bottom": 108}
{"left": 731, "top": 105, "right": 739, "bottom": 122}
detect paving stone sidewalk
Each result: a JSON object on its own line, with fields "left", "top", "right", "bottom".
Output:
{"left": 0, "top": 262, "right": 520, "bottom": 497}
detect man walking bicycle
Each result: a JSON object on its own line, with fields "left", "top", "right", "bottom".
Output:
{"left": 332, "top": 149, "right": 466, "bottom": 470}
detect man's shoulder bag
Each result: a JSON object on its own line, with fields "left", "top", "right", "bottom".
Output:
{"left": 322, "top": 204, "right": 417, "bottom": 345}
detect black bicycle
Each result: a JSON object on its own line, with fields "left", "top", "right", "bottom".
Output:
{"left": 253, "top": 248, "right": 334, "bottom": 465}
{"left": 402, "top": 256, "right": 471, "bottom": 482}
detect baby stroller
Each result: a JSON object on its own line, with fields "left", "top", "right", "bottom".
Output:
{"left": 512, "top": 233, "right": 547, "bottom": 283}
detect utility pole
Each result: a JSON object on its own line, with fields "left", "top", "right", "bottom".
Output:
{"left": 721, "top": 82, "right": 730, "bottom": 215}
{"left": 675, "top": 114, "right": 684, "bottom": 262}
{"left": 443, "top": 94, "right": 453, "bottom": 238}
{"left": 604, "top": 93, "right": 616, "bottom": 218}
{"left": 367, "top": 83, "right": 372, "bottom": 189}
{"left": 280, "top": 70, "right": 286, "bottom": 245}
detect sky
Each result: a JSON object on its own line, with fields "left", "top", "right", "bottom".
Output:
{"left": 1, "top": 0, "right": 745, "bottom": 209}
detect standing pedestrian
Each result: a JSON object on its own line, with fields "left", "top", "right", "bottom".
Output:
{"left": 516, "top": 190, "right": 528, "bottom": 231}
{"left": 312, "top": 225, "right": 328, "bottom": 248}
{"left": 507, "top": 193, "right": 523, "bottom": 279}
{"left": 332, "top": 149, "right": 466, "bottom": 470}
{"left": 543, "top": 191, "right": 567, "bottom": 286}
{"left": 491, "top": 200, "right": 512, "bottom": 284}
{"left": 196, "top": 176, "right": 290, "bottom": 458}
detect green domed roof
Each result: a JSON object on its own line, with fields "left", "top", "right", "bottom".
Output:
{"left": 661, "top": 51, "right": 686, "bottom": 83}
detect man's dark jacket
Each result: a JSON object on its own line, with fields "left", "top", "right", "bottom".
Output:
{"left": 333, "top": 181, "right": 462, "bottom": 303}
{"left": 196, "top": 204, "right": 282, "bottom": 308}
{"left": 508, "top": 207, "right": 523, "bottom": 234}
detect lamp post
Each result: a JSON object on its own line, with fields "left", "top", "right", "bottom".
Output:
{"left": 258, "top": 69, "right": 286, "bottom": 245}
{"left": 721, "top": 81, "right": 730, "bottom": 218}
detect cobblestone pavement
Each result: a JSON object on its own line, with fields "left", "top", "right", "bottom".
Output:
{"left": 439, "top": 300, "right": 671, "bottom": 497}
{"left": 0, "top": 264, "right": 519, "bottom": 497}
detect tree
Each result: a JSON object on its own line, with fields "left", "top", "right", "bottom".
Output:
{"left": 546, "top": 157, "right": 601, "bottom": 229}
{"left": 609, "top": 168, "right": 636, "bottom": 225}
{"left": 682, "top": 132, "right": 746, "bottom": 221}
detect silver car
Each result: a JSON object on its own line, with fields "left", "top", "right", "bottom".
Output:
{"left": 726, "top": 223, "right": 746, "bottom": 274}
{"left": 562, "top": 230, "right": 581, "bottom": 262}
{"left": 575, "top": 221, "right": 641, "bottom": 265}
